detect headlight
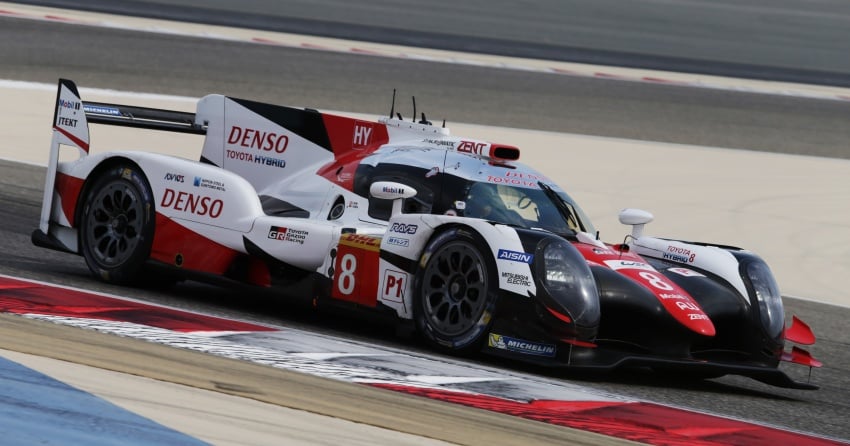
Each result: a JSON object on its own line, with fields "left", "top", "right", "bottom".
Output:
{"left": 535, "top": 238, "right": 600, "bottom": 329}
{"left": 543, "top": 243, "right": 575, "bottom": 289}
{"left": 746, "top": 260, "right": 785, "bottom": 339}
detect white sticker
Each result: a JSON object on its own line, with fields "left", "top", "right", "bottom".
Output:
{"left": 604, "top": 260, "right": 655, "bottom": 271}
{"left": 381, "top": 269, "right": 407, "bottom": 303}
{"left": 668, "top": 267, "right": 706, "bottom": 278}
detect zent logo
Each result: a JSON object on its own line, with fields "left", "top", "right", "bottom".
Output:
{"left": 457, "top": 140, "right": 487, "bottom": 155}
{"left": 497, "top": 249, "right": 534, "bottom": 263}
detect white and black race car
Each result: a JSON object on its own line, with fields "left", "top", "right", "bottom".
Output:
{"left": 34, "top": 79, "right": 821, "bottom": 388}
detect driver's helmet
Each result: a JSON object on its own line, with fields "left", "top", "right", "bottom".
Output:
{"left": 464, "top": 183, "right": 504, "bottom": 218}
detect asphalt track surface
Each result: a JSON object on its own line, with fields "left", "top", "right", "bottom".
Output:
{"left": 2, "top": 18, "right": 850, "bottom": 160}
{"left": 0, "top": 6, "right": 849, "bottom": 445}
{"left": 14, "top": 0, "right": 850, "bottom": 87}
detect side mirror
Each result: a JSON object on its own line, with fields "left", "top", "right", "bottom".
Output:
{"left": 618, "top": 208, "right": 654, "bottom": 239}
{"left": 370, "top": 181, "right": 417, "bottom": 217}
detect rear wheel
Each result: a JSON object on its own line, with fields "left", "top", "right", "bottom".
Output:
{"left": 414, "top": 228, "right": 499, "bottom": 352}
{"left": 79, "top": 164, "right": 155, "bottom": 284}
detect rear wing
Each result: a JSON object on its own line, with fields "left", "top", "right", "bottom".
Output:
{"left": 82, "top": 101, "right": 206, "bottom": 135}
{"left": 40, "top": 78, "right": 206, "bottom": 233}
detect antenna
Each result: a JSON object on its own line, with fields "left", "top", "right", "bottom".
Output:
{"left": 389, "top": 89, "right": 396, "bottom": 119}
{"left": 412, "top": 96, "right": 417, "bottom": 122}
{"left": 442, "top": 119, "right": 446, "bottom": 128}
{"left": 419, "top": 112, "right": 431, "bottom": 125}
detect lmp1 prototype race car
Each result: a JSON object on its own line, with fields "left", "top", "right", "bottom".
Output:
{"left": 34, "top": 79, "right": 821, "bottom": 389}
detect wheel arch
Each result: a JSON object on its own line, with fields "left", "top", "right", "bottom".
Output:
{"left": 411, "top": 222, "right": 504, "bottom": 352}
{"left": 73, "top": 156, "right": 152, "bottom": 231}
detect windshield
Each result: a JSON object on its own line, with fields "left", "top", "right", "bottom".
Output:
{"left": 462, "top": 182, "right": 596, "bottom": 235}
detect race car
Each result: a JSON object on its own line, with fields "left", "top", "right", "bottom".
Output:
{"left": 33, "top": 79, "right": 821, "bottom": 389}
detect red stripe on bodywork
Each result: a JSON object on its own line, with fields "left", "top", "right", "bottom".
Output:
{"left": 372, "top": 384, "right": 843, "bottom": 446}
{"left": 54, "top": 172, "right": 85, "bottom": 224}
{"left": 150, "top": 213, "right": 271, "bottom": 287}
{"left": 0, "top": 276, "right": 275, "bottom": 332}
{"left": 321, "top": 113, "right": 389, "bottom": 154}
{"left": 575, "top": 243, "right": 716, "bottom": 337}
{"left": 317, "top": 114, "right": 388, "bottom": 192}
{"left": 150, "top": 213, "right": 239, "bottom": 274}
{"left": 54, "top": 125, "right": 89, "bottom": 153}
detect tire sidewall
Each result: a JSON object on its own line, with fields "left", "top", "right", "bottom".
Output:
{"left": 413, "top": 226, "right": 499, "bottom": 352}
{"left": 80, "top": 164, "right": 155, "bottom": 284}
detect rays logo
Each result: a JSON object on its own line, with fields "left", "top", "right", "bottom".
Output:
{"left": 497, "top": 249, "right": 533, "bottom": 263}
{"left": 390, "top": 223, "right": 418, "bottom": 234}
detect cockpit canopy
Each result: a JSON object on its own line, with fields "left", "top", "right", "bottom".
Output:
{"left": 355, "top": 146, "right": 596, "bottom": 236}
{"left": 459, "top": 181, "right": 595, "bottom": 236}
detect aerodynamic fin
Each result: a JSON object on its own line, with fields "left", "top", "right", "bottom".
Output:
{"left": 781, "top": 346, "right": 822, "bottom": 368}
{"left": 52, "top": 78, "right": 90, "bottom": 154}
{"left": 784, "top": 315, "right": 816, "bottom": 345}
{"left": 196, "top": 94, "right": 390, "bottom": 192}
{"left": 40, "top": 79, "right": 90, "bottom": 234}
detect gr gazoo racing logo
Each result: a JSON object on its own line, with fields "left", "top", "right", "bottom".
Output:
{"left": 268, "top": 226, "right": 308, "bottom": 245}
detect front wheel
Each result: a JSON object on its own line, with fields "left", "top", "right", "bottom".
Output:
{"left": 413, "top": 228, "right": 499, "bottom": 352}
{"left": 79, "top": 164, "right": 155, "bottom": 284}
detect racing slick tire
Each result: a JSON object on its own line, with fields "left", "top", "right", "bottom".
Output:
{"left": 79, "top": 163, "right": 155, "bottom": 284}
{"left": 413, "top": 227, "right": 499, "bottom": 353}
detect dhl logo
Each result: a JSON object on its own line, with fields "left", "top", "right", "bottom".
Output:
{"left": 338, "top": 233, "right": 382, "bottom": 252}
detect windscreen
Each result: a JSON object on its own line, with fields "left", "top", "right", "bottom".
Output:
{"left": 462, "top": 182, "right": 596, "bottom": 235}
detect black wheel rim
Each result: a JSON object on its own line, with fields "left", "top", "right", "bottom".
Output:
{"left": 421, "top": 241, "right": 489, "bottom": 337}
{"left": 85, "top": 181, "right": 144, "bottom": 267}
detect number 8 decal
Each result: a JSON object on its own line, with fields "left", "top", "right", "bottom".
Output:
{"left": 337, "top": 253, "right": 357, "bottom": 295}
{"left": 332, "top": 234, "right": 380, "bottom": 306}
{"left": 638, "top": 271, "right": 674, "bottom": 291}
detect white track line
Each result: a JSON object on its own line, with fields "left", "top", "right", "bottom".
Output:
{"left": 3, "top": 2, "right": 850, "bottom": 103}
